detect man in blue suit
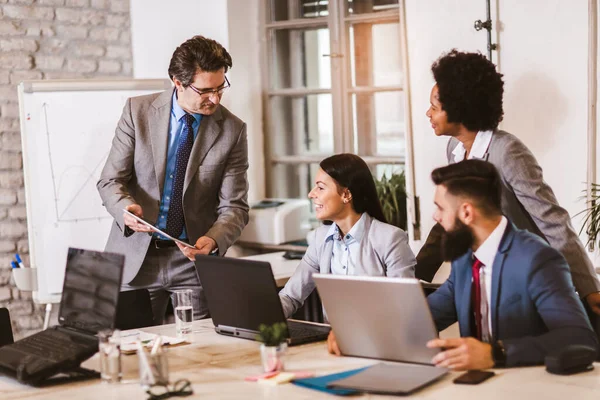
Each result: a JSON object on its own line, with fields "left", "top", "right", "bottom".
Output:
{"left": 426, "top": 160, "right": 598, "bottom": 369}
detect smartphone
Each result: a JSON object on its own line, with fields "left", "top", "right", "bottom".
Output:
{"left": 453, "top": 370, "right": 495, "bottom": 385}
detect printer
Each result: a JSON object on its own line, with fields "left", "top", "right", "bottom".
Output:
{"left": 238, "top": 198, "right": 311, "bottom": 245}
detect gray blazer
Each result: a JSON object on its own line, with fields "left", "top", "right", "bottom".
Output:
{"left": 97, "top": 88, "right": 249, "bottom": 284}
{"left": 447, "top": 130, "right": 600, "bottom": 297}
{"left": 279, "top": 214, "right": 416, "bottom": 318}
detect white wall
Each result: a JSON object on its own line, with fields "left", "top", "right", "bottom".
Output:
{"left": 404, "top": 0, "right": 488, "bottom": 242}
{"left": 129, "top": 0, "right": 265, "bottom": 203}
{"left": 130, "top": 0, "right": 229, "bottom": 80}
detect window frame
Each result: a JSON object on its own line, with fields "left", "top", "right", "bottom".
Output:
{"left": 259, "top": 0, "right": 419, "bottom": 239}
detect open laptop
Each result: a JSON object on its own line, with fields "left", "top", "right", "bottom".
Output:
{"left": 313, "top": 275, "right": 447, "bottom": 394}
{"left": 194, "top": 255, "right": 330, "bottom": 346}
{"left": 0, "top": 248, "right": 124, "bottom": 385}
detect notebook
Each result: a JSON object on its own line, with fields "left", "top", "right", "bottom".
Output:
{"left": 194, "top": 255, "right": 330, "bottom": 346}
{"left": 0, "top": 248, "right": 124, "bottom": 385}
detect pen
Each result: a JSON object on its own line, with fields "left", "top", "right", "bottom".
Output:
{"left": 11, "top": 261, "right": 19, "bottom": 269}
{"left": 15, "top": 254, "right": 26, "bottom": 269}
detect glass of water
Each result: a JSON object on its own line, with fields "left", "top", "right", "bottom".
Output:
{"left": 173, "top": 289, "right": 193, "bottom": 337}
{"left": 98, "top": 329, "right": 121, "bottom": 383}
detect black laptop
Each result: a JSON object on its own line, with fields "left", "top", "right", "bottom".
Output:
{"left": 0, "top": 248, "right": 124, "bottom": 385}
{"left": 194, "top": 255, "right": 330, "bottom": 346}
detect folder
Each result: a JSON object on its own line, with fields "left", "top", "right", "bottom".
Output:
{"left": 292, "top": 366, "right": 371, "bottom": 396}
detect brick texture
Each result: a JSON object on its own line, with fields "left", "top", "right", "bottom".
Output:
{"left": 0, "top": 0, "right": 132, "bottom": 339}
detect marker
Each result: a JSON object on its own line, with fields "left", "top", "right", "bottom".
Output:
{"left": 11, "top": 261, "right": 19, "bottom": 269}
{"left": 15, "top": 254, "right": 26, "bottom": 268}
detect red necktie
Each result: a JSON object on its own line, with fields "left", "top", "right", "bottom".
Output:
{"left": 471, "top": 258, "right": 483, "bottom": 340}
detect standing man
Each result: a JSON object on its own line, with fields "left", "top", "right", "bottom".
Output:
{"left": 98, "top": 36, "right": 249, "bottom": 323}
{"left": 417, "top": 49, "right": 600, "bottom": 315}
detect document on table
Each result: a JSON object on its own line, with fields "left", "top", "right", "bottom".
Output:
{"left": 119, "top": 329, "right": 188, "bottom": 354}
{"left": 122, "top": 209, "right": 195, "bottom": 249}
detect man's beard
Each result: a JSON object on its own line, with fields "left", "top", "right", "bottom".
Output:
{"left": 441, "top": 218, "right": 474, "bottom": 261}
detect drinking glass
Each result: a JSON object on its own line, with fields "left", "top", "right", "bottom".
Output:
{"left": 173, "top": 289, "right": 193, "bottom": 337}
{"left": 98, "top": 329, "right": 121, "bottom": 383}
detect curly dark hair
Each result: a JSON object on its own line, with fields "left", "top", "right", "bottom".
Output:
{"left": 431, "top": 49, "right": 504, "bottom": 132}
{"left": 168, "top": 35, "right": 232, "bottom": 86}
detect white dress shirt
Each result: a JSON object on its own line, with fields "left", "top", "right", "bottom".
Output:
{"left": 452, "top": 130, "right": 493, "bottom": 162}
{"left": 473, "top": 215, "right": 508, "bottom": 342}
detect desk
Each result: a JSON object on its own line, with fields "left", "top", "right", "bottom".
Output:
{"left": 1, "top": 319, "right": 599, "bottom": 400}
{"left": 241, "top": 251, "right": 299, "bottom": 287}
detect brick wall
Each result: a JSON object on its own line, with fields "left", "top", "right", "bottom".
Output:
{"left": 0, "top": 0, "right": 132, "bottom": 339}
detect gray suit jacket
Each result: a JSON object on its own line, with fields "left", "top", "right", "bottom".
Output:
{"left": 97, "top": 88, "right": 249, "bottom": 284}
{"left": 279, "top": 214, "right": 416, "bottom": 318}
{"left": 447, "top": 130, "right": 600, "bottom": 297}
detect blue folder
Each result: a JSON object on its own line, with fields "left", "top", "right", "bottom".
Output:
{"left": 292, "top": 366, "right": 371, "bottom": 396}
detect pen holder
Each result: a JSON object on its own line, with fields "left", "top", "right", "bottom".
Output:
{"left": 139, "top": 347, "right": 169, "bottom": 388}
{"left": 12, "top": 268, "right": 38, "bottom": 291}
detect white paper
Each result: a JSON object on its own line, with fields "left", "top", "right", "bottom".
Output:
{"left": 122, "top": 209, "right": 195, "bottom": 249}
{"left": 119, "top": 329, "right": 187, "bottom": 354}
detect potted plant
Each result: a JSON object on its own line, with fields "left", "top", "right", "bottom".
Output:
{"left": 375, "top": 171, "right": 410, "bottom": 232}
{"left": 257, "top": 322, "right": 288, "bottom": 372}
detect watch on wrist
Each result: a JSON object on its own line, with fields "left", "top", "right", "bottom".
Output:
{"left": 492, "top": 340, "right": 506, "bottom": 367}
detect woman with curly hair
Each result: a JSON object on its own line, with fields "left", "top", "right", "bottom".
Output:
{"left": 417, "top": 49, "right": 600, "bottom": 315}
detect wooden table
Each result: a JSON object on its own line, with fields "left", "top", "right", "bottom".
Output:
{"left": 1, "top": 319, "right": 599, "bottom": 400}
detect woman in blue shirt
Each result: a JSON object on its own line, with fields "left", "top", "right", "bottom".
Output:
{"left": 279, "top": 154, "right": 416, "bottom": 318}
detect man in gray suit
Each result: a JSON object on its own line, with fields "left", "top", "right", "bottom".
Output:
{"left": 417, "top": 49, "right": 600, "bottom": 314}
{"left": 97, "top": 36, "right": 249, "bottom": 323}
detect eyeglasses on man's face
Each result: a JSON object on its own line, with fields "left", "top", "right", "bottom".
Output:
{"left": 187, "top": 76, "right": 231, "bottom": 99}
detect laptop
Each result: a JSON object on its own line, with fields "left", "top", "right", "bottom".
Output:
{"left": 313, "top": 275, "right": 447, "bottom": 394}
{"left": 0, "top": 248, "right": 124, "bottom": 385}
{"left": 194, "top": 255, "right": 330, "bottom": 346}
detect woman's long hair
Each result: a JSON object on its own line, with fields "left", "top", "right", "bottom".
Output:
{"left": 319, "top": 154, "right": 387, "bottom": 223}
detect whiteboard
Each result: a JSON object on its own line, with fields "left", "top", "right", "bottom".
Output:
{"left": 18, "top": 79, "right": 172, "bottom": 304}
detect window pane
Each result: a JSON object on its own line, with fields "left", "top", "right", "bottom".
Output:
{"left": 375, "top": 163, "right": 404, "bottom": 180}
{"left": 269, "top": 163, "right": 321, "bottom": 199}
{"left": 351, "top": 91, "right": 405, "bottom": 156}
{"left": 270, "top": 28, "right": 331, "bottom": 89}
{"left": 269, "top": 94, "right": 334, "bottom": 156}
{"left": 269, "top": 0, "right": 329, "bottom": 22}
{"left": 349, "top": 22, "right": 402, "bottom": 87}
{"left": 346, "top": 0, "right": 399, "bottom": 15}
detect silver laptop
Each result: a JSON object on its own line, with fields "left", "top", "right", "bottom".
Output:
{"left": 313, "top": 275, "right": 440, "bottom": 364}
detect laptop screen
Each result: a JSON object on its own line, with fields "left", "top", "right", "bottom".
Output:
{"left": 58, "top": 248, "right": 124, "bottom": 333}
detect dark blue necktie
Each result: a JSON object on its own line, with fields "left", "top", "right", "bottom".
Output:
{"left": 166, "top": 113, "right": 195, "bottom": 238}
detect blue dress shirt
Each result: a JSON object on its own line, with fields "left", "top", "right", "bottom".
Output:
{"left": 155, "top": 91, "right": 202, "bottom": 240}
{"left": 326, "top": 213, "right": 367, "bottom": 276}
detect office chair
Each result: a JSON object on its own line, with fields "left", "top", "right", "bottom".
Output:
{"left": 0, "top": 307, "right": 15, "bottom": 347}
{"left": 115, "top": 289, "right": 155, "bottom": 330}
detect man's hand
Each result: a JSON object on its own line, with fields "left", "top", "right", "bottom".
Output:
{"left": 427, "top": 337, "right": 494, "bottom": 371}
{"left": 177, "top": 236, "right": 217, "bottom": 261}
{"left": 122, "top": 204, "right": 154, "bottom": 233}
{"left": 327, "top": 331, "right": 342, "bottom": 356}
{"left": 585, "top": 292, "right": 600, "bottom": 315}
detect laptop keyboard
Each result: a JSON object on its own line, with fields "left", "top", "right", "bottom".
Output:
{"left": 287, "top": 320, "right": 330, "bottom": 339}
{"left": 13, "top": 330, "right": 95, "bottom": 362}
